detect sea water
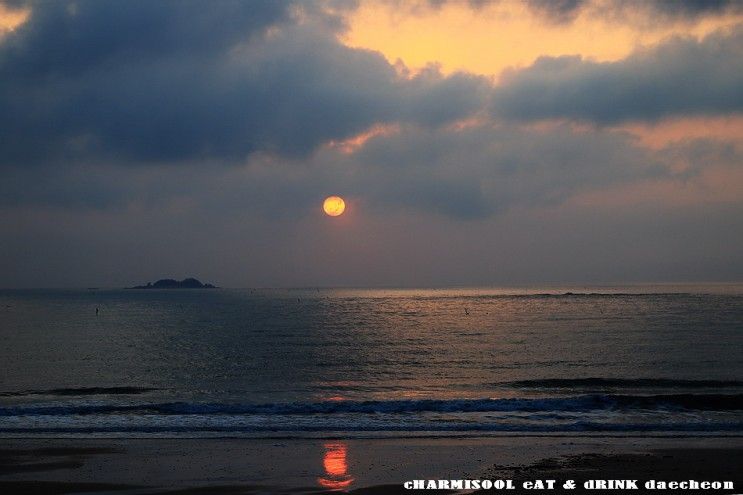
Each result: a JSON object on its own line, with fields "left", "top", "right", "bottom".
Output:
{"left": 1, "top": 285, "right": 742, "bottom": 438}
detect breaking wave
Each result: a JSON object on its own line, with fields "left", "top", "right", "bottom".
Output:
{"left": 500, "top": 378, "right": 743, "bottom": 389}
{"left": 2, "top": 393, "right": 742, "bottom": 417}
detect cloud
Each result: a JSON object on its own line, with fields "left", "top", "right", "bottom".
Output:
{"left": 3, "top": 100, "right": 740, "bottom": 223}
{"left": 325, "top": 123, "right": 670, "bottom": 218}
{"left": 1, "top": 0, "right": 740, "bottom": 219}
{"left": 631, "top": 0, "right": 743, "bottom": 20}
{"left": 526, "top": 0, "right": 743, "bottom": 24}
{"left": 422, "top": 0, "right": 743, "bottom": 24}
{"left": 0, "top": 0, "right": 487, "bottom": 167}
{"left": 0, "top": 0, "right": 292, "bottom": 76}
{"left": 0, "top": 119, "right": 690, "bottom": 220}
{"left": 1, "top": 0, "right": 742, "bottom": 287}
{"left": 525, "top": 0, "right": 585, "bottom": 24}
{"left": 490, "top": 28, "right": 743, "bottom": 123}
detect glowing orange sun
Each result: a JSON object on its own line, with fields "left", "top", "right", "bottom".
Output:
{"left": 323, "top": 196, "right": 346, "bottom": 217}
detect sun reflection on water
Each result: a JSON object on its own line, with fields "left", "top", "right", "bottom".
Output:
{"left": 317, "top": 442, "right": 354, "bottom": 490}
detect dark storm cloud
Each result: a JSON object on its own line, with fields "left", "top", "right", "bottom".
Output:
{"left": 1, "top": 0, "right": 291, "bottom": 77}
{"left": 491, "top": 28, "right": 743, "bottom": 123}
{"left": 0, "top": 0, "right": 487, "bottom": 168}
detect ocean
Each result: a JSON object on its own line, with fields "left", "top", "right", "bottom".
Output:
{"left": 1, "top": 285, "right": 742, "bottom": 438}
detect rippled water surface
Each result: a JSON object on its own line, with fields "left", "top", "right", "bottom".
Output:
{"left": 1, "top": 286, "right": 742, "bottom": 437}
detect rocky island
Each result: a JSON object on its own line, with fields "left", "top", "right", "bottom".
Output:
{"left": 130, "top": 278, "right": 217, "bottom": 289}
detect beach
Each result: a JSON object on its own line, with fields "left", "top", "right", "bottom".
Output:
{"left": 1, "top": 436, "right": 742, "bottom": 494}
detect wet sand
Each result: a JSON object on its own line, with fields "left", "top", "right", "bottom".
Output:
{"left": 0, "top": 436, "right": 741, "bottom": 494}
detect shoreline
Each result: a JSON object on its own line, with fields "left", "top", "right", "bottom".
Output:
{"left": 1, "top": 436, "right": 741, "bottom": 494}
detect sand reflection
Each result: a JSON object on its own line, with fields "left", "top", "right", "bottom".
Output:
{"left": 317, "top": 441, "right": 354, "bottom": 490}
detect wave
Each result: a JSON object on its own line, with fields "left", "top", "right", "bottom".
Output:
{"left": 1, "top": 422, "right": 742, "bottom": 435}
{"left": 515, "top": 293, "right": 692, "bottom": 297}
{"left": 0, "top": 387, "right": 159, "bottom": 397}
{"left": 2, "top": 394, "right": 742, "bottom": 417}
{"left": 500, "top": 378, "right": 743, "bottom": 389}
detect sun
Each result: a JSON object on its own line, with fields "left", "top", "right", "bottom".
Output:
{"left": 323, "top": 196, "right": 346, "bottom": 217}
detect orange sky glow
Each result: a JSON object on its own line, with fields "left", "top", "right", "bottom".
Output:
{"left": 0, "top": 3, "right": 29, "bottom": 34}
{"left": 336, "top": 0, "right": 743, "bottom": 172}
{"left": 341, "top": 1, "right": 742, "bottom": 79}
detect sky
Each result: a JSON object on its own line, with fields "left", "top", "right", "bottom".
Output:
{"left": 0, "top": 0, "right": 742, "bottom": 288}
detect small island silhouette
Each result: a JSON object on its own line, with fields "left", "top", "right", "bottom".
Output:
{"left": 130, "top": 278, "right": 217, "bottom": 289}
